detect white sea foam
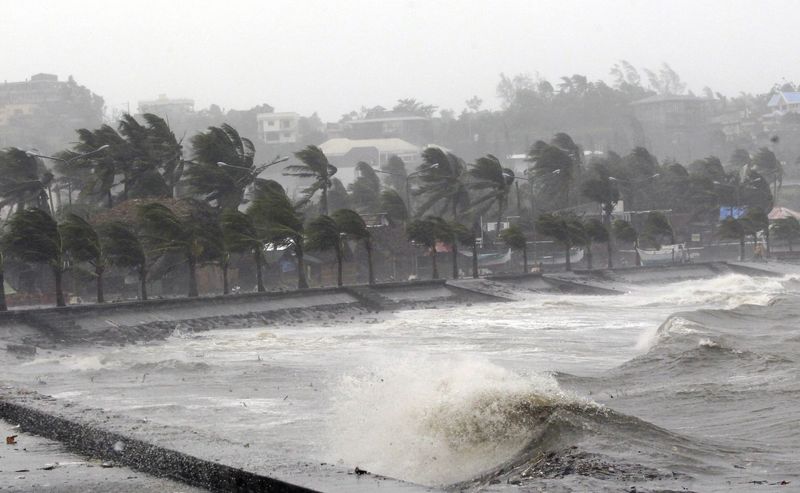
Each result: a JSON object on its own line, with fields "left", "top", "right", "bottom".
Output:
{"left": 325, "top": 354, "right": 581, "bottom": 485}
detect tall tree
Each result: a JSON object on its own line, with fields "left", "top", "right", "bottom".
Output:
{"left": 582, "top": 218, "right": 609, "bottom": 270}
{"left": 771, "top": 216, "right": 800, "bottom": 252}
{"left": 380, "top": 189, "right": 409, "bottom": 225}
{"left": 221, "top": 209, "right": 267, "bottom": 292}
{"left": 751, "top": 147, "right": 783, "bottom": 199}
{"left": 500, "top": 225, "right": 528, "bottom": 273}
{"left": 526, "top": 142, "right": 574, "bottom": 210}
{"left": 413, "top": 147, "right": 469, "bottom": 221}
{"left": 536, "top": 213, "right": 585, "bottom": 271}
{"left": 332, "top": 209, "right": 374, "bottom": 285}
{"left": 718, "top": 217, "right": 747, "bottom": 261}
{"left": 100, "top": 221, "right": 148, "bottom": 300}
{"left": 349, "top": 162, "right": 382, "bottom": 212}
{"left": 613, "top": 219, "right": 640, "bottom": 266}
{"left": 5, "top": 208, "right": 67, "bottom": 306}
{"left": 305, "top": 215, "right": 344, "bottom": 287}
{"left": 381, "top": 154, "right": 408, "bottom": 194}
{"left": 187, "top": 124, "right": 256, "bottom": 210}
{"left": 468, "top": 154, "right": 515, "bottom": 233}
{"left": 581, "top": 158, "right": 620, "bottom": 267}
{"left": 137, "top": 201, "right": 219, "bottom": 297}
{"left": 406, "top": 216, "right": 450, "bottom": 279}
{"left": 0, "top": 148, "right": 54, "bottom": 214}
{"left": 248, "top": 183, "right": 308, "bottom": 289}
{"left": 284, "top": 145, "right": 338, "bottom": 215}
{"left": 61, "top": 213, "right": 108, "bottom": 303}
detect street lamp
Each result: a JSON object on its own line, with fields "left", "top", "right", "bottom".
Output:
{"left": 217, "top": 155, "right": 289, "bottom": 180}
{"left": 608, "top": 173, "right": 660, "bottom": 184}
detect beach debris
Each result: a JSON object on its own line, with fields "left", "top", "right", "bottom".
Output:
{"left": 354, "top": 466, "right": 369, "bottom": 475}
{"left": 101, "top": 461, "right": 114, "bottom": 468}
{"left": 6, "top": 435, "right": 18, "bottom": 445}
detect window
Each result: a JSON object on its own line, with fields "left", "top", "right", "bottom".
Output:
{"left": 267, "top": 120, "right": 275, "bottom": 127}
{"left": 280, "top": 119, "right": 292, "bottom": 129}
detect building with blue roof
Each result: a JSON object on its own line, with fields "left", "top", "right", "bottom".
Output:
{"left": 767, "top": 91, "right": 800, "bottom": 114}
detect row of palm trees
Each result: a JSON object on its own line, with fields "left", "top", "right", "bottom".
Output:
{"left": 0, "top": 113, "right": 788, "bottom": 308}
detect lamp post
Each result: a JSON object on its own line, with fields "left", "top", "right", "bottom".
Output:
{"left": 217, "top": 155, "right": 289, "bottom": 182}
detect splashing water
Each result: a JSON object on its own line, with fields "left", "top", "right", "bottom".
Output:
{"left": 325, "top": 354, "right": 585, "bottom": 485}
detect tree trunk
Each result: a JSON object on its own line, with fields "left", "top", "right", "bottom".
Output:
{"left": 107, "top": 189, "right": 113, "bottom": 209}
{"left": 431, "top": 246, "right": 439, "bottom": 279}
{"left": 54, "top": 267, "right": 66, "bottom": 307}
{"left": 139, "top": 266, "right": 148, "bottom": 301}
{"left": 586, "top": 243, "right": 593, "bottom": 270}
{"left": 472, "top": 242, "right": 479, "bottom": 278}
{"left": 739, "top": 236, "right": 745, "bottom": 262}
{"left": 188, "top": 257, "right": 199, "bottom": 297}
{"left": 565, "top": 244, "right": 572, "bottom": 271}
{"left": 254, "top": 250, "right": 265, "bottom": 292}
{"left": 603, "top": 210, "right": 613, "bottom": 269}
{"left": 222, "top": 262, "right": 229, "bottom": 295}
{"left": 336, "top": 246, "right": 343, "bottom": 287}
{"left": 634, "top": 238, "right": 642, "bottom": 267}
{"left": 522, "top": 246, "right": 528, "bottom": 274}
{"left": 96, "top": 267, "right": 105, "bottom": 304}
{"left": 296, "top": 243, "right": 309, "bottom": 289}
{"left": 0, "top": 267, "right": 7, "bottom": 311}
{"left": 366, "top": 240, "right": 375, "bottom": 285}
{"left": 320, "top": 184, "right": 329, "bottom": 215}
{"left": 451, "top": 241, "right": 459, "bottom": 279}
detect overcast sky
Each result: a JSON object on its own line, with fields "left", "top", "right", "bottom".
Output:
{"left": 2, "top": 0, "right": 796, "bottom": 120}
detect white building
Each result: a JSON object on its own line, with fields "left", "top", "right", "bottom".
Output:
{"left": 137, "top": 94, "right": 194, "bottom": 117}
{"left": 257, "top": 112, "right": 300, "bottom": 144}
{"left": 767, "top": 92, "right": 800, "bottom": 115}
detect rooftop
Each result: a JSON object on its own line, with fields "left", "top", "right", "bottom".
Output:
{"left": 767, "top": 92, "right": 800, "bottom": 107}
{"left": 319, "top": 137, "right": 420, "bottom": 156}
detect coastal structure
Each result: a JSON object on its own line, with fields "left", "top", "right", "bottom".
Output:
{"left": 257, "top": 111, "right": 300, "bottom": 144}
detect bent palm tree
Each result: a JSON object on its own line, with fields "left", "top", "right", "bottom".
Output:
{"left": 284, "top": 145, "right": 338, "bottom": 215}
{"left": 187, "top": 124, "right": 256, "bottom": 210}
{"left": 248, "top": 184, "right": 308, "bottom": 289}
{"left": 5, "top": 208, "right": 67, "bottom": 306}
{"left": 137, "top": 202, "right": 219, "bottom": 297}
{"left": 61, "top": 213, "right": 108, "bottom": 303}
{"left": 468, "top": 155, "right": 515, "bottom": 233}
{"left": 333, "top": 209, "right": 374, "bottom": 285}
{"left": 222, "top": 209, "right": 267, "bottom": 292}
{"left": 406, "top": 216, "right": 450, "bottom": 279}
{"left": 305, "top": 215, "right": 344, "bottom": 286}
{"left": 100, "top": 221, "right": 148, "bottom": 300}
{"left": 0, "top": 148, "right": 54, "bottom": 214}
{"left": 501, "top": 225, "right": 528, "bottom": 273}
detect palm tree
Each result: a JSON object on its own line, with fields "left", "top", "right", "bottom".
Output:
{"left": 536, "top": 213, "right": 584, "bottom": 271}
{"left": 613, "top": 219, "right": 640, "bottom": 266}
{"left": 0, "top": 250, "right": 6, "bottom": 311}
{"left": 718, "top": 217, "right": 746, "bottom": 261}
{"left": 0, "top": 148, "right": 54, "bottom": 214}
{"left": 500, "top": 225, "right": 528, "bottom": 273}
{"left": 305, "top": 215, "right": 344, "bottom": 286}
{"left": 137, "top": 201, "right": 219, "bottom": 297}
{"left": 283, "top": 145, "right": 338, "bottom": 215}
{"left": 221, "top": 209, "right": 267, "bottom": 292}
{"left": 141, "top": 113, "right": 184, "bottom": 197}
{"left": 413, "top": 147, "right": 470, "bottom": 221}
{"left": 100, "top": 221, "right": 149, "bottom": 300}
{"left": 4, "top": 208, "right": 67, "bottom": 306}
{"left": 248, "top": 183, "right": 308, "bottom": 289}
{"left": 468, "top": 154, "right": 515, "bottom": 233}
{"left": 61, "top": 213, "right": 107, "bottom": 303}
{"left": 187, "top": 124, "right": 256, "bottom": 210}
{"left": 581, "top": 159, "right": 620, "bottom": 268}
{"left": 73, "top": 125, "right": 126, "bottom": 208}
{"left": 526, "top": 141, "right": 574, "bottom": 210}
{"left": 332, "top": 209, "right": 374, "bottom": 285}
{"left": 414, "top": 148, "right": 469, "bottom": 277}
{"left": 640, "top": 212, "right": 674, "bottom": 249}
{"left": 380, "top": 189, "right": 409, "bottom": 224}
{"left": 582, "top": 218, "right": 609, "bottom": 270}
{"left": 381, "top": 154, "right": 408, "bottom": 194}
{"left": 771, "top": 216, "right": 800, "bottom": 252}
{"left": 406, "top": 216, "right": 450, "bottom": 279}
{"left": 349, "top": 162, "right": 382, "bottom": 212}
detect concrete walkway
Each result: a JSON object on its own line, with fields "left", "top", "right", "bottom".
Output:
{"left": 0, "top": 419, "right": 206, "bottom": 492}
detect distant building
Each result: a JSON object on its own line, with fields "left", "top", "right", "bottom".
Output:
{"left": 343, "top": 112, "right": 432, "bottom": 145}
{"left": 137, "top": 94, "right": 195, "bottom": 119}
{"left": 0, "top": 73, "right": 104, "bottom": 151}
{"left": 317, "top": 137, "right": 423, "bottom": 187}
{"left": 257, "top": 111, "right": 300, "bottom": 144}
{"left": 631, "top": 94, "right": 712, "bottom": 162}
{"left": 767, "top": 92, "right": 800, "bottom": 115}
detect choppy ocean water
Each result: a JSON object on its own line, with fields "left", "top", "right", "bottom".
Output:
{"left": 2, "top": 272, "right": 797, "bottom": 492}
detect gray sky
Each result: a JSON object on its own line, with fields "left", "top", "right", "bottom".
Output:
{"left": 2, "top": 0, "right": 795, "bottom": 120}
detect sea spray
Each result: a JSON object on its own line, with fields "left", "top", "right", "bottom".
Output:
{"left": 325, "top": 354, "right": 586, "bottom": 485}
